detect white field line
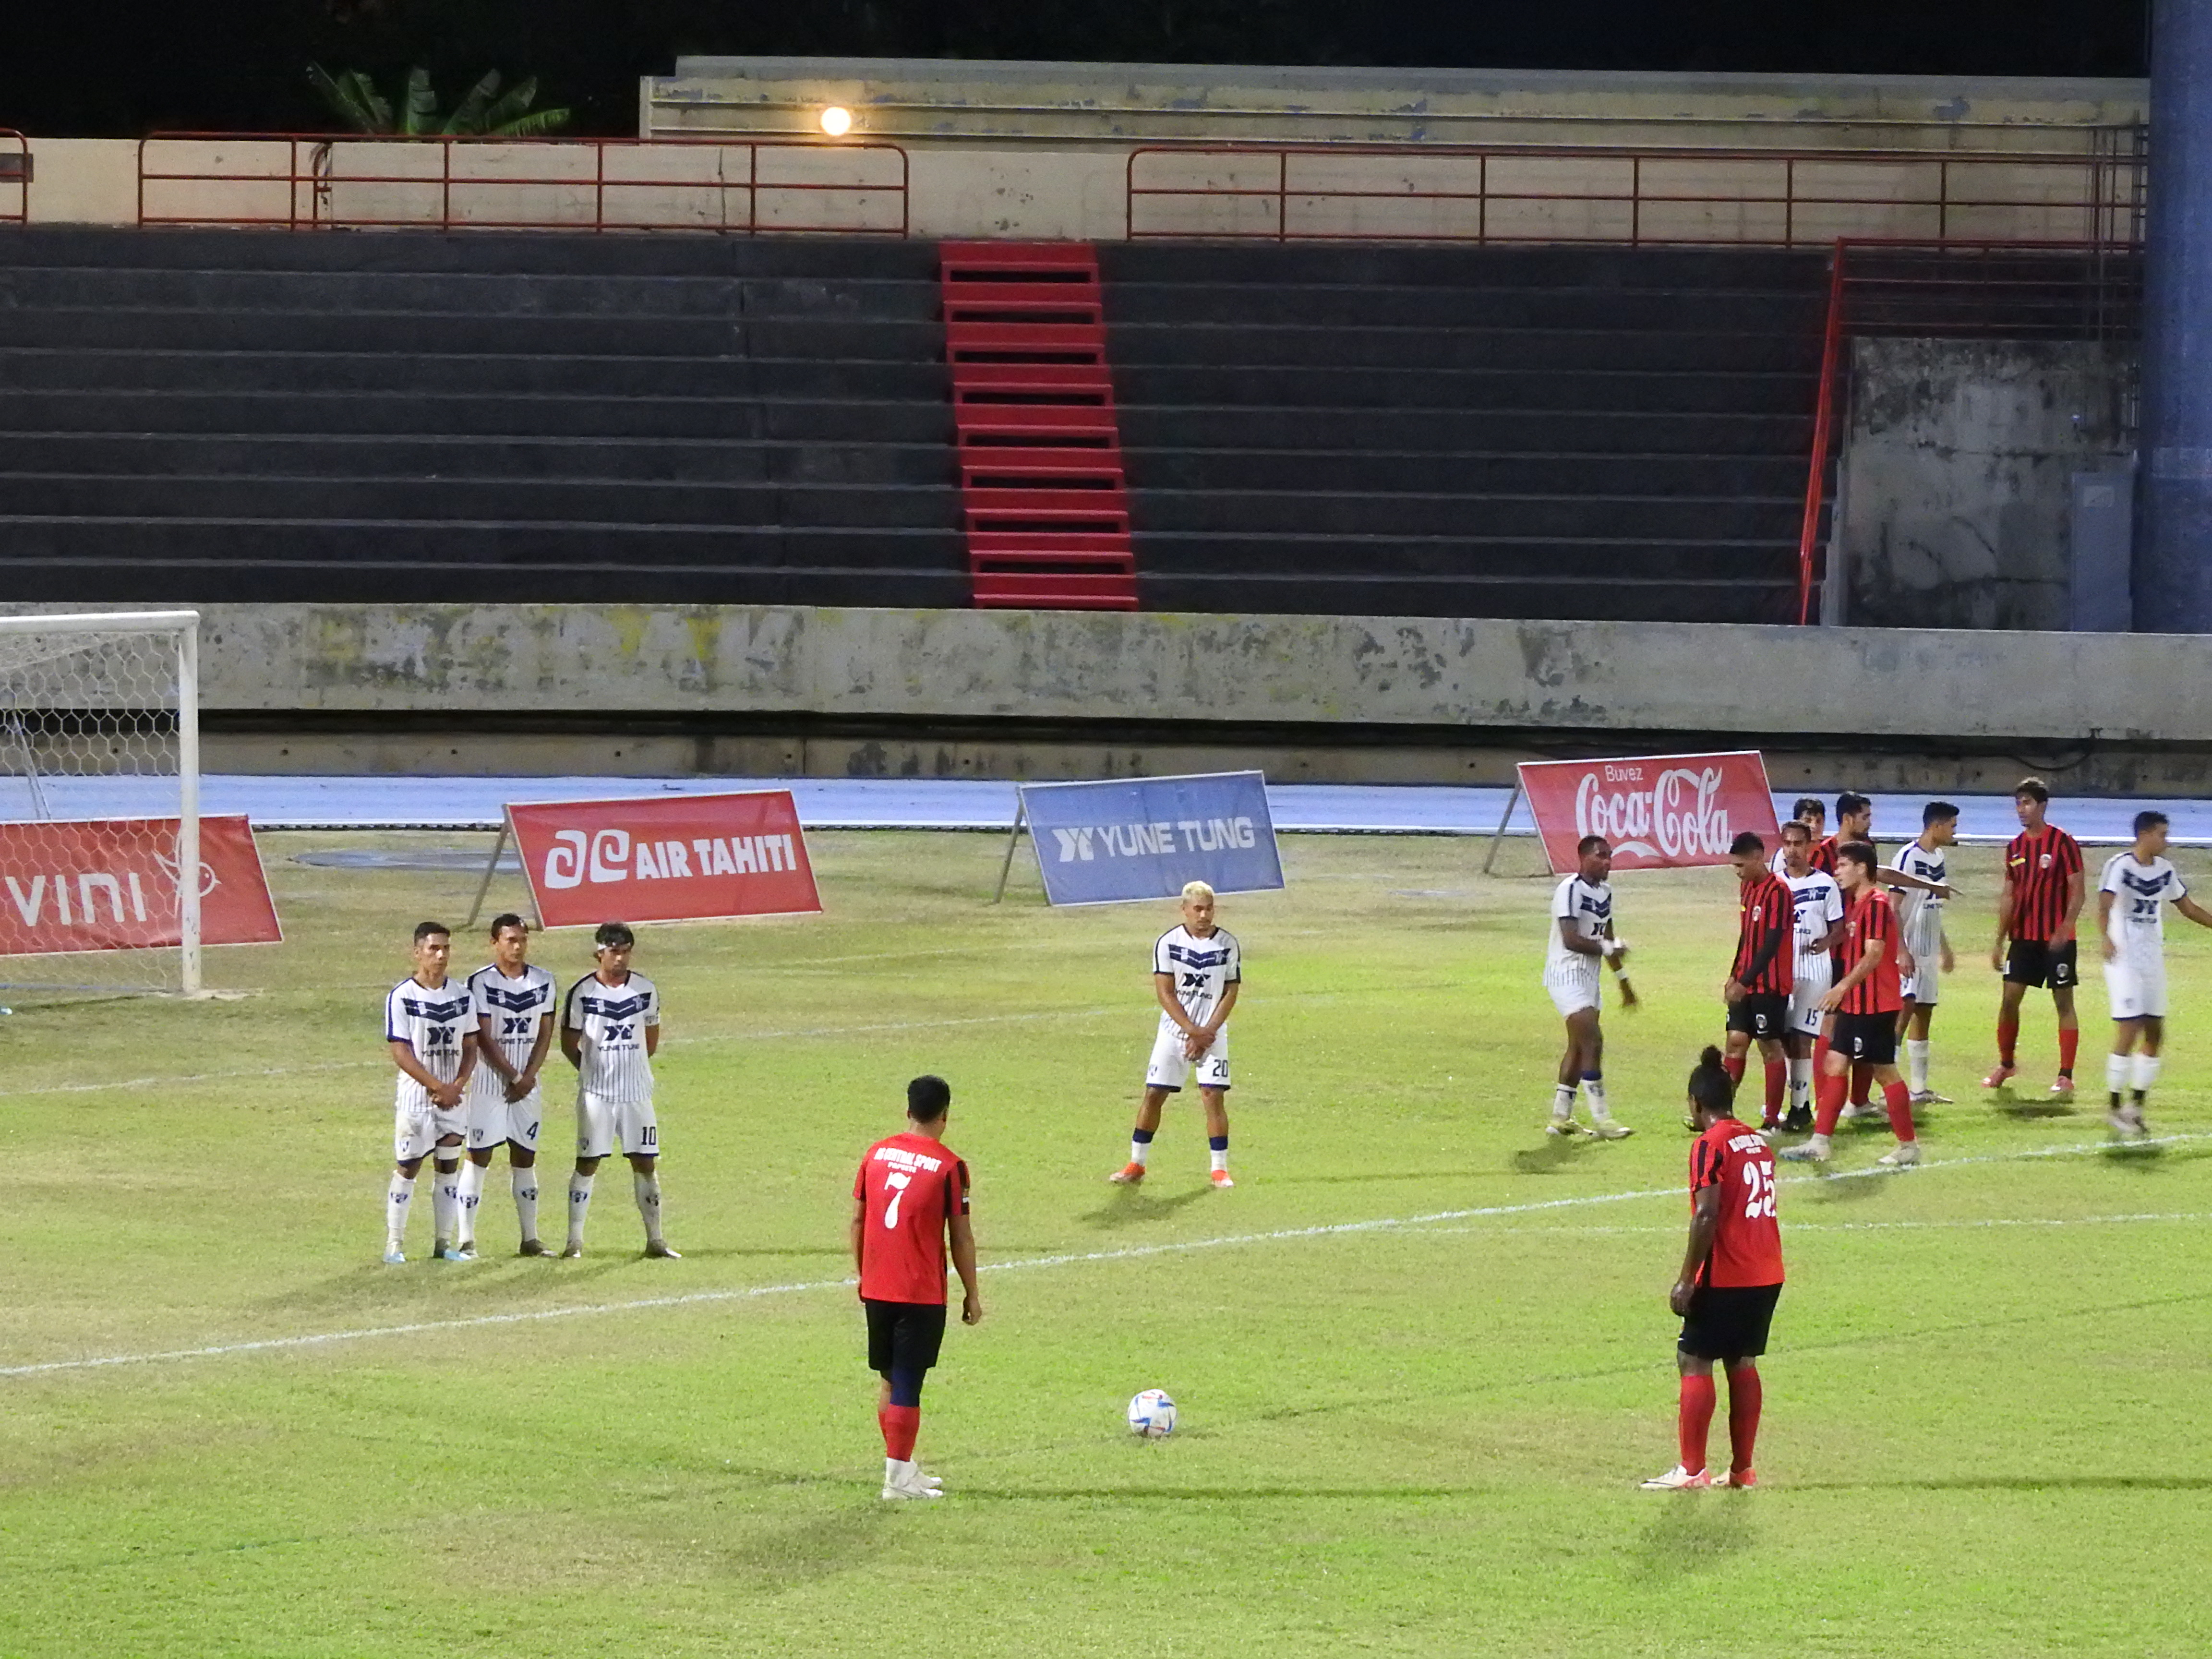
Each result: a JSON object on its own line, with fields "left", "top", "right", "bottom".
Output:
{"left": 2, "top": 1131, "right": 2200, "bottom": 1382}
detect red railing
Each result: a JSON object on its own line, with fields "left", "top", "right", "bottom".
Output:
{"left": 1127, "top": 143, "right": 2140, "bottom": 249}
{"left": 1798, "top": 240, "right": 1850, "bottom": 625}
{"left": 0, "top": 130, "right": 27, "bottom": 225}
{"left": 137, "top": 134, "right": 909, "bottom": 235}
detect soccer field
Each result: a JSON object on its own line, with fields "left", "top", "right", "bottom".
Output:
{"left": 4, "top": 827, "right": 2211, "bottom": 1659}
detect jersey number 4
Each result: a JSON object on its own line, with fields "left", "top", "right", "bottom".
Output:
{"left": 1741, "top": 1162, "right": 1777, "bottom": 1220}
{"left": 882, "top": 1171, "right": 912, "bottom": 1228}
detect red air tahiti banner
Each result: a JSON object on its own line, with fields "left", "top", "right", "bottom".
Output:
{"left": 1516, "top": 751, "right": 1781, "bottom": 874}
{"left": 508, "top": 792, "right": 822, "bottom": 930}
{"left": 0, "top": 815, "right": 282, "bottom": 956}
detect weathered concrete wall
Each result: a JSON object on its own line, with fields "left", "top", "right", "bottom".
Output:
{"left": 1839, "top": 338, "right": 2132, "bottom": 631}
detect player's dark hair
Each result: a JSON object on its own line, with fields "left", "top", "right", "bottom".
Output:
{"left": 1838, "top": 840, "right": 1879, "bottom": 877}
{"left": 2015, "top": 777, "right": 2051, "bottom": 804}
{"left": 1836, "top": 791, "right": 1871, "bottom": 820}
{"left": 1780, "top": 819, "right": 1812, "bottom": 843}
{"left": 1687, "top": 1046, "right": 1735, "bottom": 1118}
{"left": 1792, "top": 797, "right": 1824, "bottom": 822}
{"left": 593, "top": 921, "right": 635, "bottom": 950}
{"left": 2136, "top": 810, "right": 2170, "bottom": 836}
{"left": 1923, "top": 801, "right": 1960, "bottom": 827}
{"left": 1730, "top": 830, "right": 1765, "bottom": 857}
{"left": 412, "top": 920, "right": 449, "bottom": 943}
{"left": 489, "top": 912, "right": 528, "bottom": 939}
{"left": 907, "top": 1074, "right": 951, "bottom": 1122}
{"left": 1576, "top": 834, "right": 1608, "bottom": 857}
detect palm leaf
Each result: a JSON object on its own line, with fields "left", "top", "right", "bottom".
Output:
{"left": 306, "top": 62, "right": 390, "bottom": 134}
{"left": 476, "top": 77, "right": 543, "bottom": 132}
{"left": 488, "top": 106, "right": 571, "bottom": 138}
{"left": 442, "top": 69, "right": 503, "bottom": 136}
{"left": 397, "top": 65, "right": 438, "bottom": 137}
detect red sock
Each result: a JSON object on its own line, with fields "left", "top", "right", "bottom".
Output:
{"left": 1727, "top": 1365, "right": 1764, "bottom": 1474}
{"left": 1814, "top": 1069, "right": 1846, "bottom": 1136}
{"left": 2058, "top": 1027, "right": 2079, "bottom": 1077}
{"left": 1722, "top": 1053, "right": 1746, "bottom": 1087}
{"left": 1678, "top": 1372, "right": 1717, "bottom": 1475}
{"left": 1812, "top": 1033, "right": 1831, "bottom": 1073}
{"left": 1884, "top": 1078, "right": 1916, "bottom": 1142}
{"left": 1762, "top": 1058, "right": 1787, "bottom": 1124}
{"left": 1849, "top": 1060, "right": 1873, "bottom": 1106}
{"left": 1997, "top": 1017, "right": 2019, "bottom": 1067}
{"left": 878, "top": 1404, "right": 920, "bottom": 1462}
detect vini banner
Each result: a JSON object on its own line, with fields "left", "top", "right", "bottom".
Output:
{"left": 0, "top": 814, "right": 282, "bottom": 956}
{"left": 507, "top": 791, "right": 822, "bottom": 929}
{"left": 1019, "top": 771, "right": 1285, "bottom": 907}
{"left": 1515, "top": 751, "right": 1781, "bottom": 874}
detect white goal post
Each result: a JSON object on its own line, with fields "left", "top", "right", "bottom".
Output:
{"left": 0, "top": 610, "right": 201, "bottom": 997}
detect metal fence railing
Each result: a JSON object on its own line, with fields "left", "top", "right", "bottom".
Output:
{"left": 0, "top": 130, "right": 28, "bottom": 225}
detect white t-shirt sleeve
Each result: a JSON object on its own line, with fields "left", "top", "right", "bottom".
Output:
{"left": 1823, "top": 882, "right": 1844, "bottom": 927}
{"left": 2172, "top": 866, "right": 2190, "bottom": 903}
{"left": 1225, "top": 933, "right": 1241, "bottom": 984}
{"left": 385, "top": 983, "right": 407, "bottom": 1043}
{"left": 642, "top": 983, "right": 661, "bottom": 1027}
{"left": 2098, "top": 856, "right": 2126, "bottom": 898}
{"left": 1153, "top": 930, "right": 1175, "bottom": 975}
{"left": 562, "top": 977, "right": 585, "bottom": 1031}
{"left": 1551, "top": 879, "right": 1574, "bottom": 922}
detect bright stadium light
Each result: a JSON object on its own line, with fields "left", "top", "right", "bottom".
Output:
{"left": 818, "top": 106, "right": 853, "bottom": 137}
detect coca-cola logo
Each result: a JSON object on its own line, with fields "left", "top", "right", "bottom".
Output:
{"left": 1574, "top": 765, "right": 1731, "bottom": 861}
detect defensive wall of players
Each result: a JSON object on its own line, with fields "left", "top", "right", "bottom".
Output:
{"left": 11, "top": 601, "right": 2209, "bottom": 794}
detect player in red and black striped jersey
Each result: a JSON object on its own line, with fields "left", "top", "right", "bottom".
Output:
{"left": 1808, "top": 791, "right": 1870, "bottom": 879}
{"left": 1781, "top": 842, "right": 1920, "bottom": 1167}
{"left": 1642, "top": 1047, "right": 1783, "bottom": 1491}
{"left": 1986, "top": 777, "right": 2087, "bottom": 1099}
{"left": 1720, "top": 831, "right": 1794, "bottom": 1130}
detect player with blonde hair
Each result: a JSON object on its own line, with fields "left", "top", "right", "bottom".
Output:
{"left": 1111, "top": 880, "right": 1242, "bottom": 1189}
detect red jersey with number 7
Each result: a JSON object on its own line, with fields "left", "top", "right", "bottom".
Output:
{"left": 854, "top": 1132, "right": 970, "bottom": 1304}
{"left": 1689, "top": 1116, "right": 1784, "bottom": 1287}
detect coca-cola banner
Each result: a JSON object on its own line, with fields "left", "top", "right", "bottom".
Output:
{"left": 508, "top": 792, "right": 822, "bottom": 930}
{"left": 0, "top": 814, "right": 282, "bottom": 956}
{"left": 1516, "top": 751, "right": 1782, "bottom": 874}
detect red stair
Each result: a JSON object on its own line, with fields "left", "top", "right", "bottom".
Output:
{"left": 938, "top": 241, "right": 1139, "bottom": 610}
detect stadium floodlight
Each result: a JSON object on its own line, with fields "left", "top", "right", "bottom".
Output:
{"left": 818, "top": 106, "right": 854, "bottom": 137}
{"left": 0, "top": 609, "right": 202, "bottom": 998}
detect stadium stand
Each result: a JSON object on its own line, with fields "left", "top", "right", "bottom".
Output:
{"left": 1101, "top": 241, "right": 1829, "bottom": 623}
{"left": 0, "top": 228, "right": 964, "bottom": 605}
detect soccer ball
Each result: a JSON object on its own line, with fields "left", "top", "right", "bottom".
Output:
{"left": 1127, "top": 1388, "right": 1177, "bottom": 1439}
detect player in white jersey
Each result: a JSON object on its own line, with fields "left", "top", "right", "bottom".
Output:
{"left": 1891, "top": 803, "right": 1959, "bottom": 1106}
{"left": 1777, "top": 821, "right": 1846, "bottom": 1132}
{"left": 560, "top": 921, "right": 677, "bottom": 1258}
{"left": 461, "top": 913, "right": 558, "bottom": 1258}
{"left": 2096, "top": 811, "right": 2212, "bottom": 1137}
{"left": 1112, "top": 881, "right": 1243, "bottom": 1189}
{"left": 1544, "top": 835, "right": 1635, "bottom": 1140}
{"left": 383, "top": 921, "right": 479, "bottom": 1264}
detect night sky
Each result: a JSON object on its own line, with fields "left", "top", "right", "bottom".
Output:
{"left": 1, "top": 1, "right": 2151, "bottom": 139}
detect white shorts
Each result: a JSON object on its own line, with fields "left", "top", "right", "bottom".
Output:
{"left": 1146, "top": 1022, "right": 1230, "bottom": 1091}
{"left": 395, "top": 1102, "right": 466, "bottom": 1164}
{"left": 1790, "top": 952, "right": 1834, "bottom": 1038}
{"left": 1901, "top": 961, "right": 1940, "bottom": 1007}
{"left": 2105, "top": 955, "right": 2168, "bottom": 1022}
{"left": 577, "top": 1090, "right": 659, "bottom": 1160}
{"left": 1545, "top": 964, "right": 1601, "bottom": 1018}
{"left": 465, "top": 1081, "right": 544, "bottom": 1153}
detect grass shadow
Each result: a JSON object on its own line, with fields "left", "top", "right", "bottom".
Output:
{"left": 719, "top": 1506, "right": 892, "bottom": 1590}
{"left": 1628, "top": 1493, "right": 1757, "bottom": 1580}
{"left": 1511, "top": 1137, "right": 1598, "bottom": 1177}
{"left": 2101, "top": 1141, "right": 2168, "bottom": 1169}
{"left": 1077, "top": 1186, "right": 1213, "bottom": 1230}
{"left": 1790, "top": 1474, "right": 2212, "bottom": 1494}
{"left": 1998, "top": 1100, "right": 2080, "bottom": 1120}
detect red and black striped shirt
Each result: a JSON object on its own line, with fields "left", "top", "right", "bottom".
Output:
{"left": 1836, "top": 886, "right": 1903, "bottom": 1015}
{"left": 1810, "top": 836, "right": 1839, "bottom": 876}
{"left": 2004, "top": 823, "right": 2084, "bottom": 943}
{"left": 1731, "top": 871, "right": 1795, "bottom": 996}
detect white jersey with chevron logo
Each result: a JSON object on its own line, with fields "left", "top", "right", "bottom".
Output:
{"left": 465, "top": 962, "right": 558, "bottom": 1100}
{"left": 563, "top": 971, "right": 660, "bottom": 1103}
{"left": 1154, "top": 925, "right": 1240, "bottom": 1027}
{"left": 1889, "top": 840, "right": 1949, "bottom": 962}
{"left": 385, "top": 975, "right": 476, "bottom": 1113}
{"left": 2100, "top": 853, "right": 2188, "bottom": 969}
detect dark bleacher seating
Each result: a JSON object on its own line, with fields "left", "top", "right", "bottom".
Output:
{"left": 1100, "top": 242, "right": 1829, "bottom": 624}
{"left": 0, "top": 228, "right": 962, "bottom": 605}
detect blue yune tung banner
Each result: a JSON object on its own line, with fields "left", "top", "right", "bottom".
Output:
{"left": 1018, "top": 772, "right": 1286, "bottom": 906}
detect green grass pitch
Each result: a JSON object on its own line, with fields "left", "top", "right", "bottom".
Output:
{"left": 4, "top": 827, "right": 2211, "bottom": 1658}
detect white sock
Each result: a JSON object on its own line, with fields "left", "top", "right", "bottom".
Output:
{"left": 2107, "top": 1052, "right": 2131, "bottom": 1095}
{"left": 1129, "top": 1135, "right": 1151, "bottom": 1167}
{"left": 884, "top": 1456, "right": 913, "bottom": 1487}
{"left": 634, "top": 1171, "right": 664, "bottom": 1245}
{"left": 1788, "top": 1058, "right": 1812, "bottom": 1114}
{"left": 431, "top": 1166, "right": 460, "bottom": 1246}
{"left": 1551, "top": 1083, "right": 1575, "bottom": 1119}
{"left": 512, "top": 1165, "right": 540, "bottom": 1241}
{"left": 1906, "top": 1039, "right": 1931, "bottom": 1094}
{"left": 385, "top": 1174, "right": 415, "bottom": 1247}
{"left": 567, "top": 1172, "right": 595, "bottom": 1246}
{"left": 1583, "top": 1076, "right": 1611, "bottom": 1119}
{"left": 456, "top": 1161, "right": 485, "bottom": 1244}
{"left": 1209, "top": 1145, "right": 1229, "bottom": 1174}
{"left": 2132, "top": 1053, "right": 2161, "bottom": 1095}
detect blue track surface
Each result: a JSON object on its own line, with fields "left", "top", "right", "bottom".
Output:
{"left": 13, "top": 775, "right": 2212, "bottom": 845}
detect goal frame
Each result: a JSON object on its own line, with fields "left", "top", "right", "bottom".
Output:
{"left": 0, "top": 609, "right": 201, "bottom": 994}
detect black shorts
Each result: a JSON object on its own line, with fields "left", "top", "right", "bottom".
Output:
{"left": 1830, "top": 1011, "right": 1899, "bottom": 1068}
{"left": 1725, "top": 992, "right": 1791, "bottom": 1040}
{"left": 865, "top": 1298, "right": 948, "bottom": 1376}
{"left": 2006, "top": 938, "right": 2079, "bottom": 990}
{"left": 1679, "top": 1282, "right": 1782, "bottom": 1362}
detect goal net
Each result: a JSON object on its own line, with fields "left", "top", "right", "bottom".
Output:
{"left": 0, "top": 611, "right": 201, "bottom": 998}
